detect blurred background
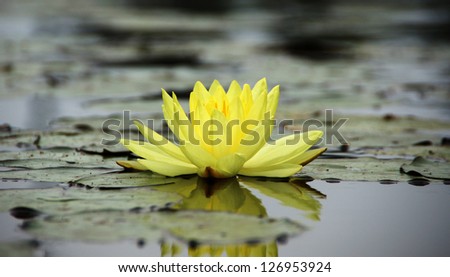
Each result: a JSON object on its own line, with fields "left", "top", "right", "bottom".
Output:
{"left": 0, "top": 0, "right": 449, "bottom": 134}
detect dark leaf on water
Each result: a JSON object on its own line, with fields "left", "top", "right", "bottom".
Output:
{"left": 400, "top": 157, "right": 450, "bottom": 180}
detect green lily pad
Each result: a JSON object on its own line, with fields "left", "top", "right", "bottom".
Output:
{"left": 362, "top": 146, "right": 450, "bottom": 161}
{"left": 0, "top": 187, "right": 181, "bottom": 215}
{"left": 285, "top": 114, "right": 450, "bottom": 148}
{"left": 24, "top": 211, "right": 163, "bottom": 242}
{"left": 0, "top": 168, "right": 117, "bottom": 183}
{"left": 400, "top": 156, "right": 450, "bottom": 180}
{"left": 301, "top": 157, "right": 414, "bottom": 182}
{"left": 0, "top": 148, "right": 120, "bottom": 169}
{"left": 25, "top": 209, "right": 304, "bottom": 245}
{"left": 72, "top": 171, "right": 176, "bottom": 188}
{"left": 0, "top": 159, "right": 117, "bottom": 169}
{"left": 162, "top": 210, "right": 303, "bottom": 245}
{"left": 0, "top": 130, "right": 130, "bottom": 154}
{"left": 50, "top": 112, "right": 165, "bottom": 133}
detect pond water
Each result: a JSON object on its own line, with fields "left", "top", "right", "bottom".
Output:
{"left": 1, "top": 180, "right": 448, "bottom": 256}
{"left": 1, "top": 0, "right": 449, "bottom": 257}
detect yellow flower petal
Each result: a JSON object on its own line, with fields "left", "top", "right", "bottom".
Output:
{"left": 244, "top": 130, "right": 323, "bottom": 168}
{"left": 210, "top": 109, "right": 231, "bottom": 157}
{"left": 251, "top": 77, "right": 267, "bottom": 100}
{"left": 214, "top": 153, "right": 246, "bottom": 178}
{"left": 246, "top": 91, "right": 267, "bottom": 121}
{"left": 236, "top": 123, "right": 271, "bottom": 160}
{"left": 239, "top": 164, "right": 302, "bottom": 177}
{"left": 267, "top": 85, "right": 280, "bottom": 119}
{"left": 192, "top": 97, "right": 213, "bottom": 152}
{"left": 226, "top": 80, "right": 242, "bottom": 102}
{"left": 227, "top": 96, "right": 244, "bottom": 150}
{"left": 137, "top": 159, "right": 196, "bottom": 176}
{"left": 190, "top": 81, "right": 210, "bottom": 112}
{"left": 209, "top": 80, "right": 228, "bottom": 114}
{"left": 133, "top": 121, "right": 189, "bottom": 162}
{"left": 240, "top": 84, "right": 253, "bottom": 115}
{"left": 179, "top": 141, "right": 216, "bottom": 170}
{"left": 193, "top": 80, "right": 209, "bottom": 95}
{"left": 298, "top": 147, "right": 327, "bottom": 166}
{"left": 171, "top": 92, "right": 191, "bottom": 141}
{"left": 161, "top": 89, "right": 178, "bottom": 136}
{"left": 122, "top": 139, "right": 196, "bottom": 171}
{"left": 189, "top": 90, "right": 199, "bottom": 119}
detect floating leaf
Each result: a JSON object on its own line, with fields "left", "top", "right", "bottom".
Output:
{"left": 0, "top": 148, "right": 120, "bottom": 169}
{"left": 0, "top": 130, "right": 130, "bottom": 154}
{"left": 362, "top": 146, "right": 450, "bottom": 161}
{"left": 25, "top": 209, "right": 304, "bottom": 245}
{"left": 72, "top": 171, "right": 175, "bottom": 188}
{"left": 24, "top": 211, "right": 163, "bottom": 242}
{"left": 0, "top": 168, "right": 117, "bottom": 183}
{"left": 301, "top": 157, "right": 417, "bottom": 182}
{"left": 50, "top": 113, "right": 164, "bottom": 133}
{"left": 0, "top": 179, "right": 59, "bottom": 190}
{"left": 400, "top": 157, "right": 450, "bottom": 180}
{"left": 0, "top": 187, "right": 181, "bottom": 215}
{"left": 287, "top": 114, "right": 450, "bottom": 148}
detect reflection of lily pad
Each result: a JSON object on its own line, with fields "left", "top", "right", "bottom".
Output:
{"left": 0, "top": 241, "right": 39, "bottom": 257}
{"left": 25, "top": 209, "right": 304, "bottom": 245}
{"left": 400, "top": 157, "right": 450, "bottom": 180}
{"left": 0, "top": 187, "right": 181, "bottom": 215}
{"left": 73, "top": 172, "right": 175, "bottom": 188}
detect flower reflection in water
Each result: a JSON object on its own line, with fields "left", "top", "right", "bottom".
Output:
{"left": 152, "top": 176, "right": 325, "bottom": 257}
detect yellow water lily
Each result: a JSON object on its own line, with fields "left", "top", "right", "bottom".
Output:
{"left": 118, "top": 78, "right": 325, "bottom": 178}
